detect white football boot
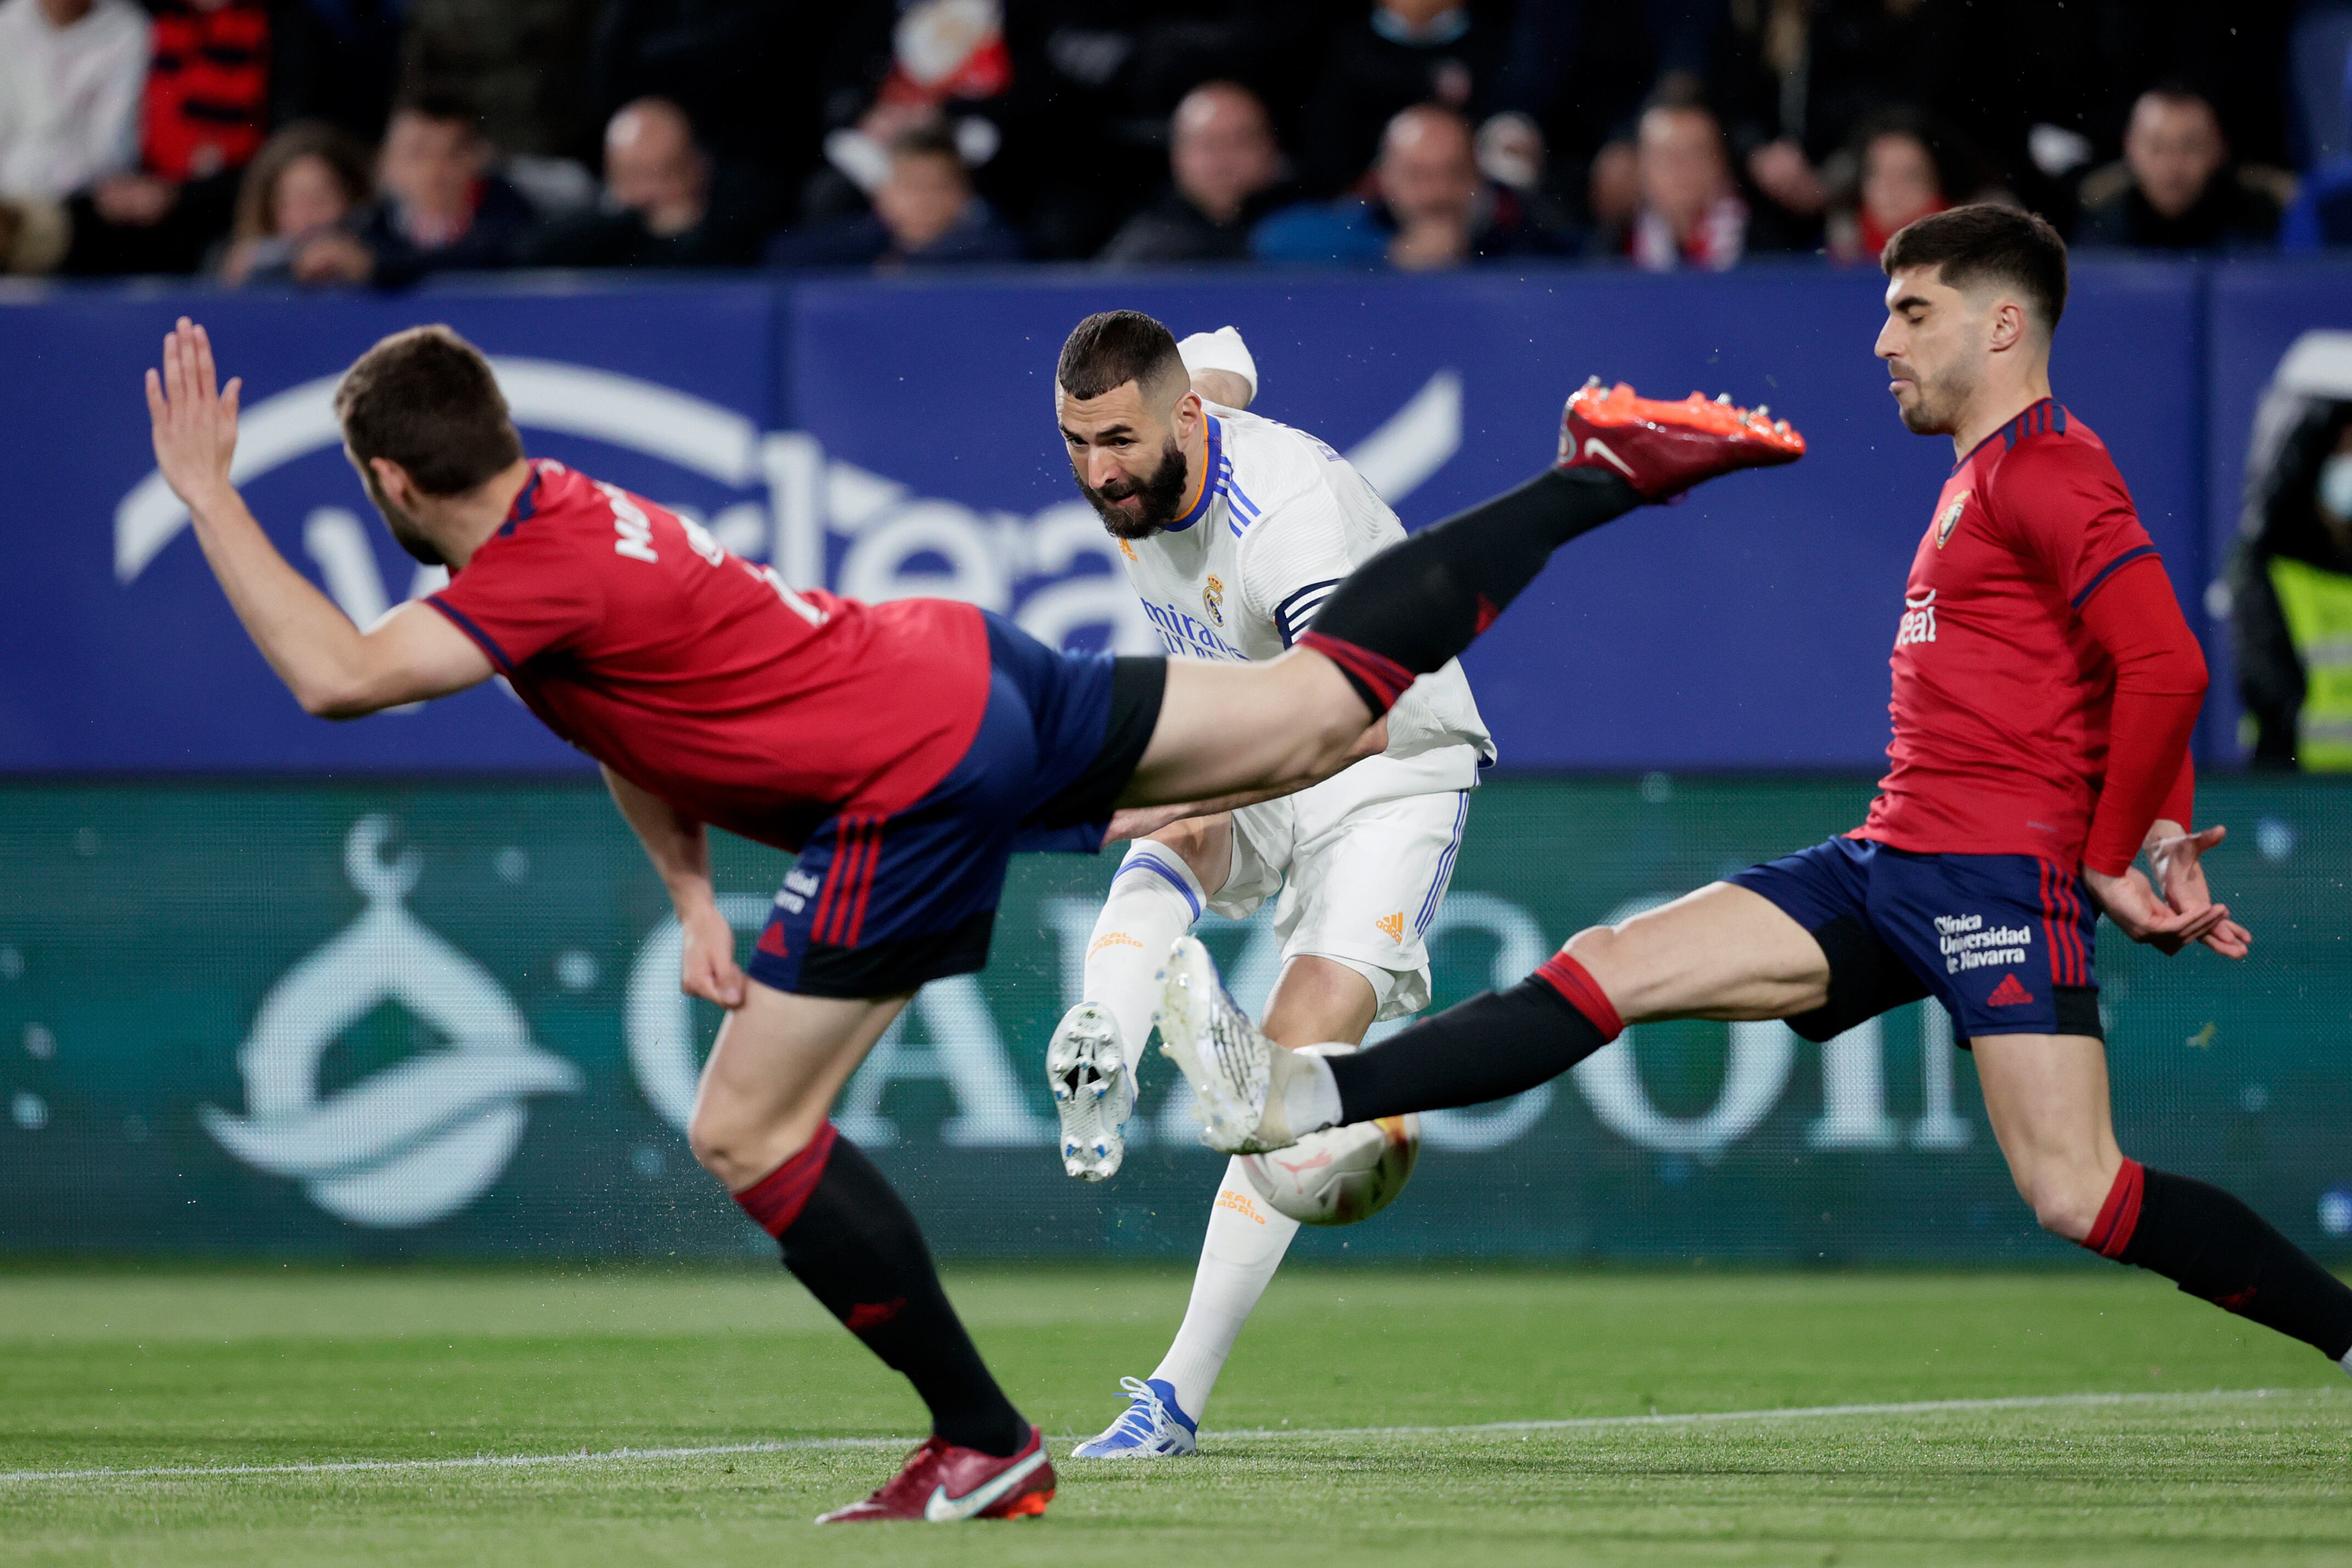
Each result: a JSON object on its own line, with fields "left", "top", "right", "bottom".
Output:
{"left": 1069, "top": 1377, "right": 1200, "bottom": 1459}
{"left": 1155, "top": 936, "right": 1316, "bottom": 1154}
{"left": 1047, "top": 1002, "right": 1134, "bottom": 1180}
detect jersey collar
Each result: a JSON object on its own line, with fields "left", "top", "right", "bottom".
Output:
{"left": 1951, "top": 397, "right": 2065, "bottom": 474}
{"left": 498, "top": 460, "right": 548, "bottom": 536}
{"left": 1166, "top": 415, "right": 1222, "bottom": 533}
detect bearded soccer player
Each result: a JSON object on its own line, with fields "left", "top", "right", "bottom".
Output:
{"left": 1047, "top": 320, "right": 1493, "bottom": 1459}
{"left": 1159, "top": 204, "right": 2352, "bottom": 1379}
{"left": 142, "top": 314, "right": 1798, "bottom": 1521}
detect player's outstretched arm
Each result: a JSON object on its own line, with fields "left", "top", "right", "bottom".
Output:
{"left": 601, "top": 766, "right": 746, "bottom": 1008}
{"left": 145, "top": 317, "right": 493, "bottom": 718}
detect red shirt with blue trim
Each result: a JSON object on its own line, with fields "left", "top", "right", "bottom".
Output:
{"left": 427, "top": 459, "right": 990, "bottom": 850}
{"left": 1858, "top": 399, "right": 2178, "bottom": 871}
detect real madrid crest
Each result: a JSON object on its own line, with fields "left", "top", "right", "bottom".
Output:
{"left": 1935, "top": 491, "right": 1970, "bottom": 549}
{"left": 1203, "top": 574, "right": 1226, "bottom": 627}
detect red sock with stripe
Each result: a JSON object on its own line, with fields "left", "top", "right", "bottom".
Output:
{"left": 1302, "top": 468, "right": 1639, "bottom": 715}
{"left": 2083, "top": 1158, "right": 2352, "bottom": 1362}
{"left": 734, "top": 1126, "right": 1029, "bottom": 1456}
{"left": 1328, "top": 948, "right": 1623, "bottom": 1123}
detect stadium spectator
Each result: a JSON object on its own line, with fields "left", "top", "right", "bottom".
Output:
{"left": 1098, "top": 82, "right": 1286, "bottom": 266}
{"left": 1252, "top": 103, "right": 1567, "bottom": 271}
{"left": 1295, "top": 0, "right": 1509, "bottom": 197}
{"left": 218, "top": 121, "right": 371, "bottom": 285}
{"left": 764, "top": 122, "right": 1020, "bottom": 270}
{"left": 523, "top": 97, "right": 768, "bottom": 269}
{"left": 801, "top": 0, "right": 1015, "bottom": 236}
{"left": 2284, "top": 52, "right": 2352, "bottom": 252}
{"left": 2231, "top": 400, "right": 2352, "bottom": 770}
{"left": 1825, "top": 112, "right": 1951, "bottom": 264}
{"left": 60, "top": 0, "right": 271, "bottom": 276}
{"left": 399, "top": 0, "right": 599, "bottom": 164}
{"left": 1715, "top": 0, "right": 1932, "bottom": 238}
{"left": 1499, "top": 0, "right": 1715, "bottom": 220}
{"left": 589, "top": 0, "right": 798, "bottom": 176}
{"left": 1613, "top": 98, "right": 1749, "bottom": 271}
{"left": 0, "top": 0, "right": 151, "bottom": 203}
{"left": 292, "top": 96, "right": 535, "bottom": 287}
{"left": 2075, "top": 86, "right": 2281, "bottom": 252}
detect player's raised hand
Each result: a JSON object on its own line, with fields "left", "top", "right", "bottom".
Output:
{"left": 2082, "top": 860, "right": 2236, "bottom": 958}
{"left": 144, "top": 316, "right": 242, "bottom": 511}
{"left": 679, "top": 901, "right": 749, "bottom": 1009}
{"left": 2149, "top": 824, "right": 2254, "bottom": 960}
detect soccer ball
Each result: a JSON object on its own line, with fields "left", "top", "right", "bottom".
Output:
{"left": 1237, "top": 1044, "right": 1419, "bottom": 1226}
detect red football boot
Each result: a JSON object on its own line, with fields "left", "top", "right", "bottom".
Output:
{"left": 1557, "top": 377, "right": 1805, "bottom": 501}
{"left": 815, "top": 1425, "right": 1056, "bottom": 1524}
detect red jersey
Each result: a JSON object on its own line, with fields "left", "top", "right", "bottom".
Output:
{"left": 1858, "top": 400, "right": 2161, "bottom": 870}
{"left": 428, "top": 460, "right": 989, "bottom": 850}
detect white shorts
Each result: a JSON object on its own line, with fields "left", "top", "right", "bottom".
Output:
{"left": 1205, "top": 784, "right": 1471, "bottom": 1020}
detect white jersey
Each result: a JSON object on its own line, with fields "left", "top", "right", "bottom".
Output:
{"left": 1119, "top": 404, "right": 1495, "bottom": 806}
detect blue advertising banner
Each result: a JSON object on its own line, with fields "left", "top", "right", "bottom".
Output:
{"left": 0, "top": 281, "right": 778, "bottom": 771}
{"left": 0, "top": 261, "right": 2230, "bottom": 772}
{"left": 2203, "top": 259, "right": 2352, "bottom": 760}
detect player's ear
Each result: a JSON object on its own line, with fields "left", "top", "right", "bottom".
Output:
{"left": 1987, "top": 297, "right": 2027, "bottom": 355}
{"left": 369, "top": 456, "right": 415, "bottom": 507}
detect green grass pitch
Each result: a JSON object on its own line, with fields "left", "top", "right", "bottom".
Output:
{"left": 4, "top": 1264, "right": 2349, "bottom": 1565}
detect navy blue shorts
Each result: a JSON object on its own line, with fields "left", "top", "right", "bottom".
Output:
{"left": 1729, "top": 836, "right": 2103, "bottom": 1046}
{"left": 748, "top": 614, "right": 1165, "bottom": 999}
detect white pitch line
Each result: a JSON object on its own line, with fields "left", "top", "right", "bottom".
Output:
{"left": 0, "top": 1386, "right": 2332, "bottom": 1487}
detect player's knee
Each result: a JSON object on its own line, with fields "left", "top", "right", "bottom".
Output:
{"left": 1147, "top": 813, "right": 1225, "bottom": 887}
{"left": 2021, "top": 1168, "right": 2107, "bottom": 1243}
{"left": 687, "top": 1100, "right": 766, "bottom": 1186}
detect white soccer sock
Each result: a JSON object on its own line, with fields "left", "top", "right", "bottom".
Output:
{"left": 1084, "top": 842, "right": 1209, "bottom": 1073}
{"left": 1151, "top": 1158, "right": 1302, "bottom": 1422}
{"left": 1286, "top": 1051, "right": 1344, "bottom": 1135}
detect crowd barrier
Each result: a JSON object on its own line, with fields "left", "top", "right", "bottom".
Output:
{"left": 7, "top": 257, "right": 2351, "bottom": 773}
{"left": 3, "top": 774, "right": 2346, "bottom": 1263}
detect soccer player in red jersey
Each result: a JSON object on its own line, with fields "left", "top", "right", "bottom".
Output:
{"left": 143, "top": 314, "right": 1799, "bottom": 1519}
{"left": 1161, "top": 205, "right": 2352, "bottom": 1378}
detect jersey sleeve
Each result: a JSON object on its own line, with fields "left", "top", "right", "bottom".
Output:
{"left": 1993, "top": 438, "right": 2157, "bottom": 612}
{"left": 426, "top": 528, "right": 605, "bottom": 673}
{"left": 1235, "top": 477, "right": 1355, "bottom": 646}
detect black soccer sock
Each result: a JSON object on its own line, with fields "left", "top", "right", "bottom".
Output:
{"left": 1300, "top": 468, "right": 1640, "bottom": 713}
{"left": 2089, "top": 1159, "right": 2352, "bottom": 1361}
{"left": 1330, "top": 951, "right": 1621, "bottom": 1123}
{"left": 740, "top": 1128, "right": 1028, "bottom": 1456}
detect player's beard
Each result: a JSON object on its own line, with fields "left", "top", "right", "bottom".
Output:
{"left": 1894, "top": 356, "right": 1977, "bottom": 438}
{"left": 363, "top": 470, "right": 447, "bottom": 567}
{"left": 1076, "top": 437, "right": 1190, "bottom": 540}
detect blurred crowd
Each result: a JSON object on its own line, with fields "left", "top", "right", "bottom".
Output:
{"left": 2, "top": 0, "right": 2349, "bottom": 284}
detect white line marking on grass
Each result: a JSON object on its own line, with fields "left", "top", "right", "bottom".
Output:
{"left": 1203, "top": 1386, "right": 2339, "bottom": 1444}
{"left": 1, "top": 1386, "right": 2335, "bottom": 1487}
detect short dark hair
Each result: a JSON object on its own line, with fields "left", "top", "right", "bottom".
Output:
{"left": 1056, "top": 310, "right": 1185, "bottom": 404}
{"left": 891, "top": 123, "right": 966, "bottom": 168}
{"left": 391, "top": 92, "right": 481, "bottom": 136}
{"left": 1881, "top": 202, "right": 2069, "bottom": 333}
{"left": 334, "top": 325, "right": 522, "bottom": 496}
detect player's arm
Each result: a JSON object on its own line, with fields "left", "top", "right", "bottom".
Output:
{"left": 144, "top": 319, "right": 493, "bottom": 718}
{"left": 2074, "top": 555, "right": 2249, "bottom": 958}
{"left": 601, "top": 765, "right": 746, "bottom": 1007}
{"left": 1180, "top": 326, "right": 1257, "bottom": 410}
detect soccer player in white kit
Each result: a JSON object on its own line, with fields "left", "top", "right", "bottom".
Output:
{"left": 1047, "top": 314, "right": 1492, "bottom": 1458}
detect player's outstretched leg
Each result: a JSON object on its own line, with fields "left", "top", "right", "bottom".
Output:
{"left": 1974, "top": 1036, "right": 2352, "bottom": 1375}
{"left": 695, "top": 985, "right": 1056, "bottom": 1522}
{"left": 1298, "top": 382, "right": 1804, "bottom": 717}
{"left": 1160, "top": 882, "right": 1825, "bottom": 1152}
